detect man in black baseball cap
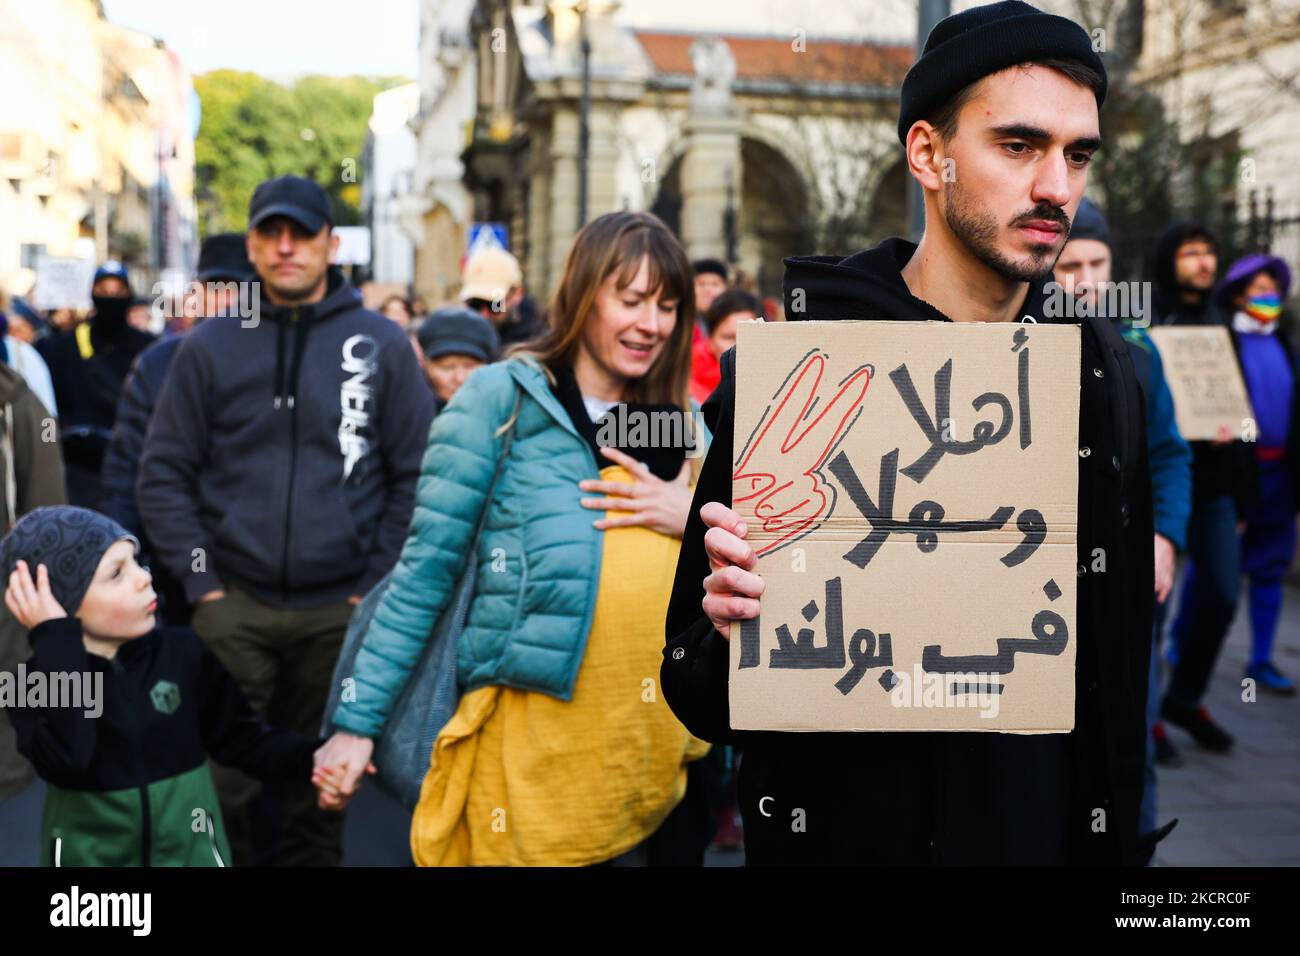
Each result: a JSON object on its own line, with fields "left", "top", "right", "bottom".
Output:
{"left": 139, "top": 173, "right": 432, "bottom": 866}
{"left": 244, "top": 175, "right": 339, "bottom": 306}
{"left": 665, "top": 1, "right": 1166, "bottom": 867}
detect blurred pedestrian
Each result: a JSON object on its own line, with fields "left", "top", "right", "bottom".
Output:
{"left": 460, "top": 247, "right": 544, "bottom": 348}
{"left": 100, "top": 233, "right": 254, "bottom": 628}
{"left": 1215, "top": 254, "right": 1299, "bottom": 695}
{"left": 126, "top": 297, "right": 153, "bottom": 334}
{"left": 704, "top": 290, "right": 763, "bottom": 356}
{"left": 692, "top": 259, "right": 728, "bottom": 316}
{"left": 316, "top": 210, "right": 712, "bottom": 866}
{"left": 47, "top": 309, "right": 77, "bottom": 335}
{"left": 380, "top": 295, "right": 415, "bottom": 330}
{"left": 1057, "top": 197, "right": 1192, "bottom": 840}
{"left": 689, "top": 259, "right": 729, "bottom": 405}
{"left": 1151, "top": 223, "right": 1253, "bottom": 752}
{"left": 36, "top": 261, "right": 155, "bottom": 508}
{"left": 4, "top": 297, "right": 45, "bottom": 345}
{"left": 0, "top": 363, "right": 67, "bottom": 808}
{"left": 415, "top": 306, "right": 500, "bottom": 412}
{"left": 0, "top": 295, "right": 57, "bottom": 415}
{"left": 138, "top": 175, "right": 434, "bottom": 865}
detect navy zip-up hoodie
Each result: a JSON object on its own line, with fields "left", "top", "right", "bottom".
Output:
{"left": 137, "top": 268, "right": 435, "bottom": 609}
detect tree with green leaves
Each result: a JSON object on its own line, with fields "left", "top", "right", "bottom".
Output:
{"left": 193, "top": 71, "right": 407, "bottom": 237}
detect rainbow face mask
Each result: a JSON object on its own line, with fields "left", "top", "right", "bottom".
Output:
{"left": 1244, "top": 292, "right": 1282, "bottom": 324}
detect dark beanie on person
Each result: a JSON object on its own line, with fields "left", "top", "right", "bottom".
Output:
{"left": 1067, "top": 197, "right": 1111, "bottom": 249}
{"left": 897, "top": 0, "right": 1107, "bottom": 145}
{"left": 417, "top": 307, "right": 501, "bottom": 364}
{"left": 0, "top": 507, "right": 138, "bottom": 616}
{"left": 693, "top": 258, "right": 728, "bottom": 280}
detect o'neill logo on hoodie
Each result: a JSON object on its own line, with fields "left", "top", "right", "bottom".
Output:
{"left": 340, "top": 333, "right": 378, "bottom": 481}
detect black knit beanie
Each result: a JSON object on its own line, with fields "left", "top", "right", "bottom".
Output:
{"left": 1068, "top": 197, "right": 1111, "bottom": 249}
{"left": 897, "top": 0, "right": 1107, "bottom": 145}
{"left": 0, "top": 507, "right": 138, "bottom": 616}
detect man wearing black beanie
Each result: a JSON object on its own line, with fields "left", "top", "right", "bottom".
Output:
{"left": 663, "top": 1, "right": 1165, "bottom": 866}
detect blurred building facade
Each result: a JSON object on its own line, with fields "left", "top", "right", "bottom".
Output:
{"left": 395, "top": 0, "right": 910, "bottom": 305}
{"left": 362, "top": 82, "right": 421, "bottom": 288}
{"left": 372, "top": 0, "right": 479, "bottom": 308}
{"left": 1128, "top": 0, "right": 1300, "bottom": 268}
{"left": 458, "top": 0, "right": 911, "bottom": 301}
{"left": 0, "top": 0, "right": 197, "bottom": 301}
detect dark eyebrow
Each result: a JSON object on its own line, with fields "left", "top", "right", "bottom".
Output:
{"left": 990, "top": 123, "right": 1102, "bottom": 152}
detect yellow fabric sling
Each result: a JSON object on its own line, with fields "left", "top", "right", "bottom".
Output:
{"left": 409, "top": 463, "right": 710, "bottom": 866}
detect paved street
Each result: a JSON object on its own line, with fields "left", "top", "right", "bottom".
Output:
{"left": 2, "top": 576, "right": 1296, "bottom": 867}
{"left": 1150, "top": 582, "right": 1300, "bottom": 866}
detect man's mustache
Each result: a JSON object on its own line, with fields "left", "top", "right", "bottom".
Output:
{"left": 1010, "top": 206, "right": 1072, "bottom": 231}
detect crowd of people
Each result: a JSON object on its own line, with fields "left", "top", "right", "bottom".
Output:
{"left": 0, "top": 0, "right": 1295, "bottom": 868}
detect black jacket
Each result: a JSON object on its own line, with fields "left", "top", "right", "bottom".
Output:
{"left": 101, "top": 335, "right": 184, "bottom": 540}
{"left": 11, "top": 618, "right": 315, "bottom": 792}
{"left": 1149, "top": 222, "right": 1257, "bottom": 515}
{"left": 138, "top": 268, "right": 435, "bottom": 609}
{"left": 36, "top": 307, "right": 155, "bottom": 471}
{"left": 100, "top": 334, "right": 190, "bottom": 624}
{"left": 662, "top": 238, "right": 1164, "bottom": 865}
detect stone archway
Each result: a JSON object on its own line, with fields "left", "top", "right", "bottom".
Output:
{"left": 867, "top": 160, "right": 908, "bottom": 245}
{"left": 648, "top": 134, "right": 814, "bottom": 301}
{"left": 649, "top": 152, "right": 684, "bottom": 237}
{"left": 740, "top": 137, "right": 814, "bottom": 299}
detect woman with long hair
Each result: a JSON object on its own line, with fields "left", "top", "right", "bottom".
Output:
{"left": 314, "top": 211, "right": 712, "bottom": 865}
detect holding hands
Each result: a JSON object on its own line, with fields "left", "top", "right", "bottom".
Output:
{"left": 312, "top": 732, "right": 377, "bottom": 812}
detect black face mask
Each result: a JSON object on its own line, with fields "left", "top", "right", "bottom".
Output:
{"left": 91, "top": 294, "right": 131, "bottom": 330}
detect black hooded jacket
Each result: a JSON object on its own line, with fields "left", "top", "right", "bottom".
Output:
{"left": 138, "top": 268, "right": 434, "bottom": 610}
{"left": 662, "top": 238, "right": 1166, "bottom": 865}
{"left": 1149, "top": 222, "right": 1257, "bottom": 514}
{"left": 36, "top": 298, "right": 155, "bottom": 469}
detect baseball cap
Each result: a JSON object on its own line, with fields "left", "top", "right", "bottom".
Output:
{"left": 248, "top": 175, "right": 334, "bottom": 234}
{"left": 92, "top": 260, "right": 132, "bottom": 295}
{"left": 460, "top": 248, "right": 522, "bottom": 303}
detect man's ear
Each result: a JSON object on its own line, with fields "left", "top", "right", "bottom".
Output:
{"left": 905, "top": 122, "right": 946, "bottom": 193}
{"left": 328, "top": 231, "right": 341, "bottom": 262}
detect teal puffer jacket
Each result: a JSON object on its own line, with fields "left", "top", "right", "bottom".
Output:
{"left": 332, "top": 357, "right": 704, "bottom": 739}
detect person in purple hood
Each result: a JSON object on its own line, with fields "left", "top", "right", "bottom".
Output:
{"left": 1216, "top": 254, "right": 1300, "bottom": 695}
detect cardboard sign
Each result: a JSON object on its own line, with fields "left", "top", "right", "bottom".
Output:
{"left": 1147, "top": 326, "right": 1254, "bottom": 441}
{"left": 729, "top": 321, "right": 1080, "bottom": 732}
{"left": 33, "top": 255, "right": 95, "bottom": 311}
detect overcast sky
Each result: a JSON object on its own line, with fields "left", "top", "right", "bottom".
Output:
{"left": 100, "top": 0, "right": 955, "bottom": 81}
{"left": 101, "top": 0, "right": 420, "bottom": 80}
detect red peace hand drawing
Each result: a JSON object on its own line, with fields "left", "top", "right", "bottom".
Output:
{"left": 733, "top": 349, "right": 873, "bottom": 557}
